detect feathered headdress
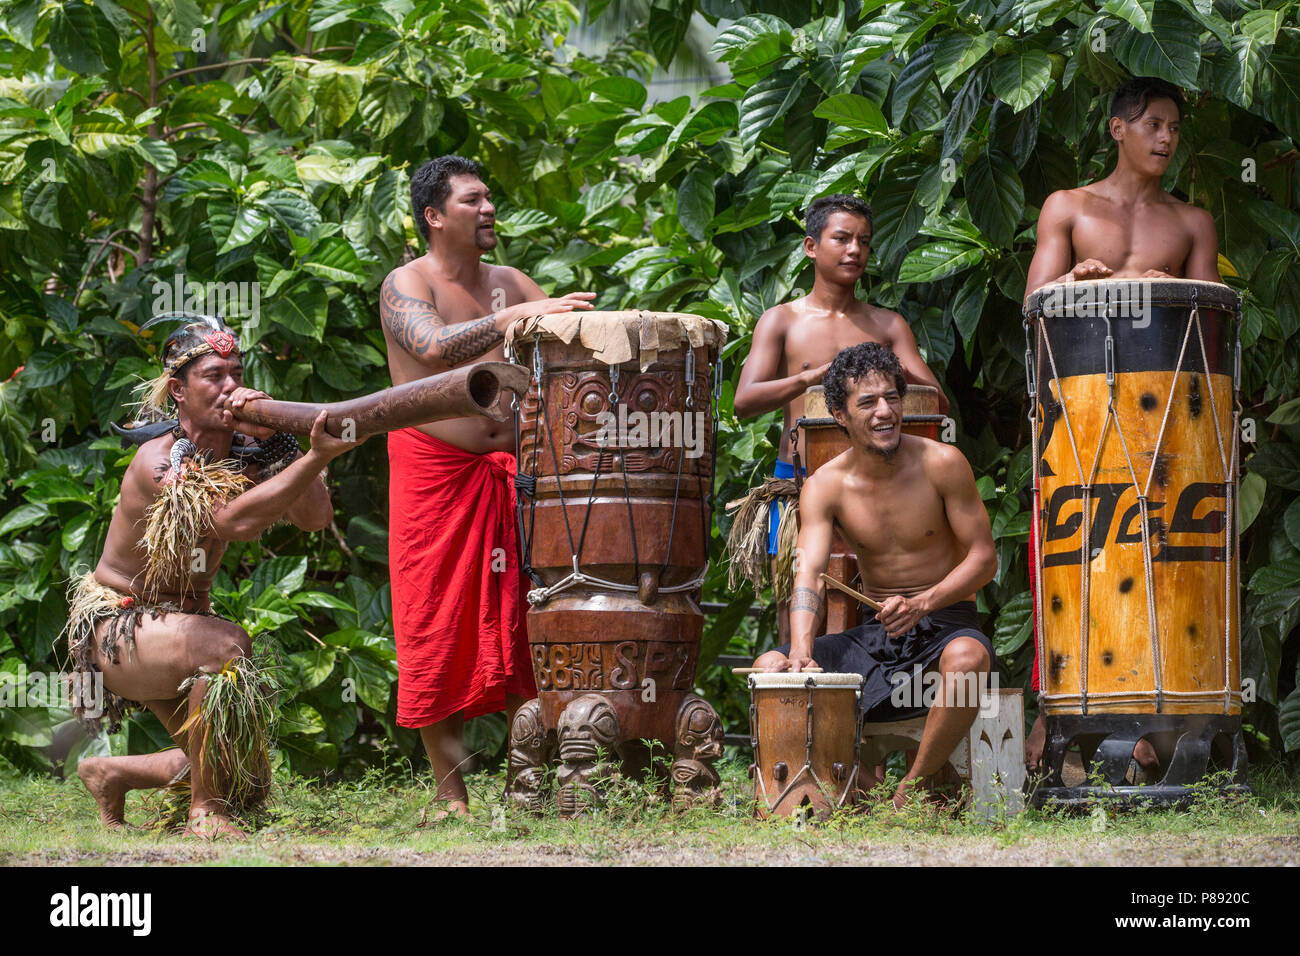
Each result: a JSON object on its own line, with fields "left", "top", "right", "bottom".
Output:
{"left": 131, "top": 312, "right": 240, "bottom": 421}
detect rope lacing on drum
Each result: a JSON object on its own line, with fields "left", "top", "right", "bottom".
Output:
{"left": 1025, "top": 311, "right": 1047, "bottom": 703}
{"left": 1038, "top": 318, "right": 1091, "bottom": 713}
{"left": 516, "top": 339, "right": 717, "bottom": 607}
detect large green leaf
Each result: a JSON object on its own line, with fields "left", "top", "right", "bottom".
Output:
{"left": 359, "top": 77, "right": 413, "bottom": 139}
{"left": 738, "top": 69, "right": 808, "bottom": 153}
{"left": 898, "top": 241, "right": 984, "bottom": 283}
{"left": 48, "top": 2, "right": 120, "bottom": 76}
{"left": 1102, "top": 0, "right": 1154, "bottom": 33}
{"left": 933, "top": 31, "right": 995, "bottom": 91}
{"left": 1248, "top": 443, "right": 1300, "bottom": 491}
{"left": 965, "top": 151, "right": 1024, "bottom": 247}
{"left": 813, "top": 93, "right": 886, "bottom": 133}
{"left": 1239, "top": 471, "right": 1266, "bottom": 532}
{"left": 944, "top": 68, "right": 988, "bottom": 159}
{"left": 1112, "top": 4, "right": 1202, "bottom": 88}
{"left": 994, "top": 590, "right": 1034, "bottom": 657}
{"left": 302, "top": 237, "right": 368, "bottom": 283}
{"left": 871, "top": 164, "right": 926, "bottom": 266}
{"left": 648, "top": 0, "right": 691, "bottom": 68}
{"left": 308, "top": 62, "right": 367, "bottom": 128}
{"left": 266, "top": 71, "right": 311, "bottom": 133}
{"left": 676, "top": 167, "right": 715, "bottom": 241}
{"left": 990, "top": 49, "right": 1052, "bottom": 113}
{"left": 1281, "top": 683, "right": 1300, "bottom": 752}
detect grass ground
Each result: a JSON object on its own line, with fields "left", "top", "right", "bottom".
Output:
{"left": 2, "top": 757, "right": 1298, "bottom": 866}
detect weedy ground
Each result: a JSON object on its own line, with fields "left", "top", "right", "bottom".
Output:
{"left": 2, "top": 756, "right": 1298, "bottom": 866}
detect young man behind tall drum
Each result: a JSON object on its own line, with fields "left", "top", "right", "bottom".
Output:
{"left": 379, "top": 156, "right": 594, "bottom": 819}
{"left": 1022, "top": 77, "right": 1222, "bottom": 772}
{"left": 733, "top": 195, "right": 948, "bottom": 643}
{"left": 753, "top": 343, "right": 997, "bottom": 809}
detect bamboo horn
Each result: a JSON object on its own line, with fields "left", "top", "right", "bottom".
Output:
{"left": 234, "top": 362, "right": 530, "bottom": 438}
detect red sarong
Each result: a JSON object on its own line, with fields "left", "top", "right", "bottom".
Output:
{"left": 388, "top": 428, "right": 535, "bottom": 728}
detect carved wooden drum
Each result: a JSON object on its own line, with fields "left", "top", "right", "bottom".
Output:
{"left": 504, "top": 311, "right": 728, "bottom": 813}
{"left": 1025, "top": 278, "right": 1248, "bottom": 803}
{"left": 749, "top": 672, "right": 863, "bottom": 818}
{"left": 795, "top": 383, "right": 943, "bottom": 633}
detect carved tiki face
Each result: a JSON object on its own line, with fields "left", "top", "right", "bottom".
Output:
{"left": 556, "top": 694, "right": 621, "bottom": 763}
{"left": 508, "top": 699, "right": 549, "bottom": 762}
{"left": 676, "top": 696, "right": 724, "bottom": 762}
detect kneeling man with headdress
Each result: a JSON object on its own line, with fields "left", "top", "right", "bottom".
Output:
{"left": 67, "top": 315, "right": 358, "bottom": 837}
{"left": 753, "top": 343, "right": 997, "bottom": 808}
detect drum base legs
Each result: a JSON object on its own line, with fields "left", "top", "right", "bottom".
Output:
{"left": 503, "top": 694, "right": 724, "bottom": 818}
{"left": 1032, "top": 714, "right": 1250, "bottom": 809}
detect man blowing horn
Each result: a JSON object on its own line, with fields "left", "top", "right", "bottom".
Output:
{"left": 68, "top": 316, "right": 358, "bottom": 838}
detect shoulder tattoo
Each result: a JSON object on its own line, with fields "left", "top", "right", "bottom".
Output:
{"left": 379, "top": 273, "right": 442, "bottom": 358}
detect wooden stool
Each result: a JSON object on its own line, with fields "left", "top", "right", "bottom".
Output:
{"left": 859, "top": 688, "right": 1026, "bottom": 819}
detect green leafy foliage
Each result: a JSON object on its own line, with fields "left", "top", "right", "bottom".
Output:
{"left": 0, "top": 0, "right": 1297, "bottom": 775}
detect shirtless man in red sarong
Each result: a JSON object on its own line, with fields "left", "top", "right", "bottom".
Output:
{"left": 1023, "top": 77, "right": 1220, "bottom": 774}
{"left": 380, "top": 155, "right": 593, "bottom": 819}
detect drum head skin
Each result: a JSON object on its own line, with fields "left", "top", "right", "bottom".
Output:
{"left": 1025, "top": 278, "right": 1239, "bottom": 318}
{"left": 748, "top": 672, "right": 864, "bottom": 689}
{"left": 506, "top": 310, "right": 728, "bottom": 371}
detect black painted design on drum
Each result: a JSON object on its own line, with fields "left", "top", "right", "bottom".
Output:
{"left": 1140, "top": 392, "right": 1158, "bottom": 411}
{"left": 1102, "top": 650, "right": 1114, "bottom": 666}
{"left": 1188, "top": 374, "right": 1203, "bottom": 418}
{"left": 1051, "top": 594, "right": 1063, "bottom": 613}
{"left": 1119, "top": 577, "right": 1134, "bottom": 593}
{"left": 1049, "top": 652, "right": 1068, "bottom": 684}
{"left": 1041, "top": 484, "right": 1225, "bottom": 564}
{"left": 1116, "top": 500, "right": 1164, "bottom": 543}
{"left": 1035, "top": 388, "right": 1061, "bottom": 478}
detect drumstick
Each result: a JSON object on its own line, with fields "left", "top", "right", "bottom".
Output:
{"left": 819, "top": 572, "right": 885, "bottom": 612}
{"left": 731, "top": 666, "right": 823, "bottom": 674}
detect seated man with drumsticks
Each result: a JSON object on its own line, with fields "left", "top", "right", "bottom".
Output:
{"left": 732, "top": 194, "right": 948, "bottom": 644}
{"left": 753, "top": 342, "right": 997, "bottom": 809}
{"left": 1022, "top": 76, "right": 1221, "bottom": 773}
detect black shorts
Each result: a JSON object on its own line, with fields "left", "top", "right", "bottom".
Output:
{"left": 775, "top": 601, "right": 994, "bottom": 721}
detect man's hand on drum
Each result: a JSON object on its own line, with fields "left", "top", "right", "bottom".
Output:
{"left": 784, "top": 653, "right": 819, "bottom": 673}
{"left": 505, "top": 292, "right": 597, "bottom": 323}
{"left": 1058, "top": 258, "right": 1114, "bottom": 282}
{"left": 877, "top": 593, "right": 932, "bottom": 639}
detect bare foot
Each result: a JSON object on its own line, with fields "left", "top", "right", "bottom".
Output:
{"left": 418, "top": 799, "right": 471, "bottom": 826}
{"left": 78, "top": 757, "right": 130, "bottom": 830}
{"left": 185, "top": 809, "right": 246, "bottom": 841}
{"left": 1025, "top": 713, "right": 1046, "bottom": 771}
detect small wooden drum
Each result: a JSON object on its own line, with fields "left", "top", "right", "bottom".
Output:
{"left": 1025, "top": 278, "right": 1248, "bottom": 802}
{"left": 749, "top": 672, "right": 863, "bottom": 818}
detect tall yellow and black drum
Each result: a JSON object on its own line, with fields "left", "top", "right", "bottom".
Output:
{"left": 1026, "top": 278, "right": 1248, "bottom": 805}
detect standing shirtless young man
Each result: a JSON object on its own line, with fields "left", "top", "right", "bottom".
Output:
{"left": 734, "top": 195, "right": 948, "bottom": 641}
{"left": 753, "top": 343, "right": 997, "bottom": 808}
{"left": 1023, "top": 77, "right": 1221, "bottom": 770}
{"left": 379, "top": 155, "right": 594, "bottom": 819}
